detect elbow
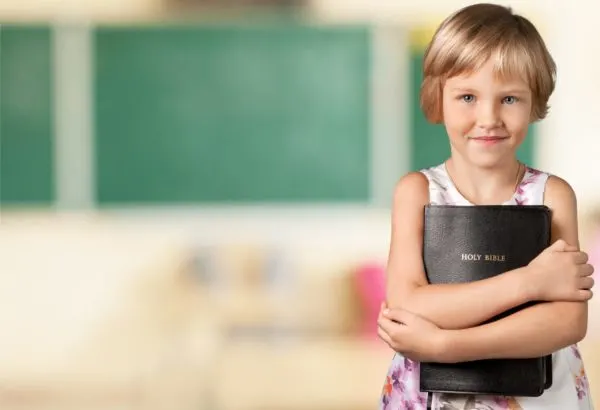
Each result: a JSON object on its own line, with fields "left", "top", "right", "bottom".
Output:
{"left": 572, "top": 319, "right": 587, "bottom": 344}
{"left": 566, "top": 302, "right": 588, "bottom": 344}
{"left": 386, "top": 283, "right": 420, "bottom": 311}
{"left": 569, "top": 325, "right": 587, "bottom": 346}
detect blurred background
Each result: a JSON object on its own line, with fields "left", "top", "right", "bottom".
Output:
{"left": 1, "top": 0, "right": 599, "bottom": 409}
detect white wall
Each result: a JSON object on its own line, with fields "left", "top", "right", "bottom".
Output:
{"left": 538, "top": 1, "right": 600, "bottom": 211}
{"left": 309, "top": 0, "right": 548, "bottom": 25}
{"left": 0, "top": 0, "right": 162, "bottom": 21}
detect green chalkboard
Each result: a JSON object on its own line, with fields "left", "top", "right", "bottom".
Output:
{"left": 409, "top": 51, "right": 535, "bottom": 171}
{"left": 95, "top": 24, "right": 371, "bottom": 204}
{"left": 0, "top": 26, "right": 54, "bottom": 204}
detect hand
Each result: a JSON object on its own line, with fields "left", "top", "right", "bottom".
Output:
{"left": 527, "top": 239, "right": 595, "bottom": 302}
{"left": 377, "top": 302, "right": 447, "bottom": 362}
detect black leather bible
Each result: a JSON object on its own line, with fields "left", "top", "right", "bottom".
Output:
{"left": 419, "top": 205, "right": 553, "bottom": 397}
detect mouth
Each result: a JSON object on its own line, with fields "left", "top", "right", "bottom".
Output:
{"left": 469, "top": 136, "right": 509, "bottom": 145}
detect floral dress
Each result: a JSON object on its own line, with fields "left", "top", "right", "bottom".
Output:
{"left": 380, "top": 163, "right": 594, "bottom": 410}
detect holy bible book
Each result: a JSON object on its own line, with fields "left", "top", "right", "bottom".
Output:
{"left": 419, "top": 205, "right": 553, "bottom": 397}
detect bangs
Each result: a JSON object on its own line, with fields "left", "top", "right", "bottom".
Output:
{"left": 429, "top": 33, "right": 536, "bottom": 87}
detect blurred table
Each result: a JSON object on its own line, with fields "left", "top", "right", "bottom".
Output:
{"left": 213, "top": 336, "right": 393, "bottom": 410}
{"left": 0, "top": 212, "right": 221, "bottom": 410}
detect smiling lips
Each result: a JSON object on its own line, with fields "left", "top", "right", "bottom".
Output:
{"left": 469, "top": 136, "right": 508, "bottom": 145}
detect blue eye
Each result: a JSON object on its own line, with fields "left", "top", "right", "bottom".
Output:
{"left": 503, "top": 96, "right": 518, "bottom": 104}
{"left": 461, "top": 94, "right": 475, "bottom": 103}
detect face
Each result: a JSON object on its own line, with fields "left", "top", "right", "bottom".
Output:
{"left": 442, "top": 58, "right": 533, "bottom": 168}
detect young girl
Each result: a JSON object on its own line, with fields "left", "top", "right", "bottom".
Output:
{"left": 377, "top": 3, "right": 595, "bottom": 410}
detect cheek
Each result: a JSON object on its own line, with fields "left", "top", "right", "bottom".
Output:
{"left": 443, "top": 101, "right": 473, "bottom": 136}
{"left": 503, "top": 106, "right": 532, "bottom": 137}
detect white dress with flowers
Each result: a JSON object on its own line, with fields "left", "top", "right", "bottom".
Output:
{"left": 379, "top": 163, "right": 593, "bottom": 410}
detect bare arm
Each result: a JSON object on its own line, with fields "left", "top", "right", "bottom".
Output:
{"left": 439, "top": 176, "right": 589, "bottom": 362}
{"left": 386, "top": 172, "right": 533, "bottom": 330}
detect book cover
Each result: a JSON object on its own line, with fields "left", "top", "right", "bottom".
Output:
{"left": 419, "top": 205, "right": 552, "bottom": 397}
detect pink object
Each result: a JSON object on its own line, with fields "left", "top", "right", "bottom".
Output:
{"left": 355, "top": 262, "right": 386, "bottom": 338}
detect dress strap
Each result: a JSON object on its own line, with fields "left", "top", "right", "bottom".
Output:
{"left": 514, "top": 166, "right": 550, "bottom": 206}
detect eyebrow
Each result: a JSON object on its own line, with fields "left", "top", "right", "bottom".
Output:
{"left": 449, "top": 87, "right": 530, "bottom": 95}
{"left": 450, "top": 88, "right": 476, "bottom": 93}
{"left": 501, "top": 89, "right": 531, "bottom": 95}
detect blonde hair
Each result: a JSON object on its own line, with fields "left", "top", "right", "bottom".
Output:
{"left": 421, "top": 3, "right": 556, "bottom": 123}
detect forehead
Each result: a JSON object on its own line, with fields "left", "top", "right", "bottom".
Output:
{"left": 445, "top": 60, "right": 531, "bottom": 91}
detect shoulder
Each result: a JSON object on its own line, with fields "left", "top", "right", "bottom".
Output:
{"left": 543, "top": 174, "right": 579, "bottom": 246}
{"left": 392, "top": 162, "right": 449, "bottom": 199}
{"left": 392, "top": 171, "right": 429, "bottom": 205}
{"left": 544, "top": 174, "right": 577, "bottom": 208}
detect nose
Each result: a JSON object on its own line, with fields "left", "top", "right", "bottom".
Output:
{"left": 476, "top": 100, "right": 502, "bottom": 129}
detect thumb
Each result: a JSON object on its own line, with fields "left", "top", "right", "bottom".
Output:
{"left": 549, "top": 239, "right": 568, "bottom": 251}
{"left": 549, "top": 239, "right": 578, "bottom": 252}
{"left": 383, "top": 307, "right": 417, "bottom": 325}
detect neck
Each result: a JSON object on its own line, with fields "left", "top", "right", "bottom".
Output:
{"left": 445, "top": 155, "right": 522, "bottom": 205}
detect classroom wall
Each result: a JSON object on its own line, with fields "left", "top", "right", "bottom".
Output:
{"left": 3, "top": 0, "right": 598, "bottom": 212}
{"left": 0, "top": 19, "right": 538, "bottom": 208}
{"left": 1, "top": 23, "right": 377, "bottom": 206}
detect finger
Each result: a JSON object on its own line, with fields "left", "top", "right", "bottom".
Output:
{"left": 572, "top": 252, "right": 589, "bottom": 264}
{"left": 579, "top": 276, "right": 595, "bottom": 290}
{"left": 382, "top": 308, "right": 415, "bottom": 325}
{"left": 550, "top": 239, "right": 569, "bottom": 251}
{"left": 564, "top": 244, "right": 579, "bottom": 252}
{"left": 578, "top": 263, "right": 595, "bottom": 277}
{"left": 577, "top": 289, "right": 594, "bottom": 301}
{"left": 377, "top": 326, "right": 395, "bottom": 349}
{"left": 377, "top": 307, "right": 387, "bottom": 324}
{"left": 378, "top": 316, "right": 403, "bottom": 336}
{"left": 379, "top": 316, "right": 412, "bottom": 347}
{"left": 377, "top": 318, "right": 399, "bottom": 344}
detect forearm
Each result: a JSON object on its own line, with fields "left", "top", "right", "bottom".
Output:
{"left": 392, "top": 267, "right": 531, "bottom": 330}
{"left": 441, "top": 301, "right": 587, "bottom": 363}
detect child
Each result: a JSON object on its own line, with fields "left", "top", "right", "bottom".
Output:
{"left": 377, "top": 3, "right": 595, "bottom": 410}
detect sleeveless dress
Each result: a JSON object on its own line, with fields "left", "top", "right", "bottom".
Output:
{"left": 380, "top": 163, "right": 594, "bottom": 410}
